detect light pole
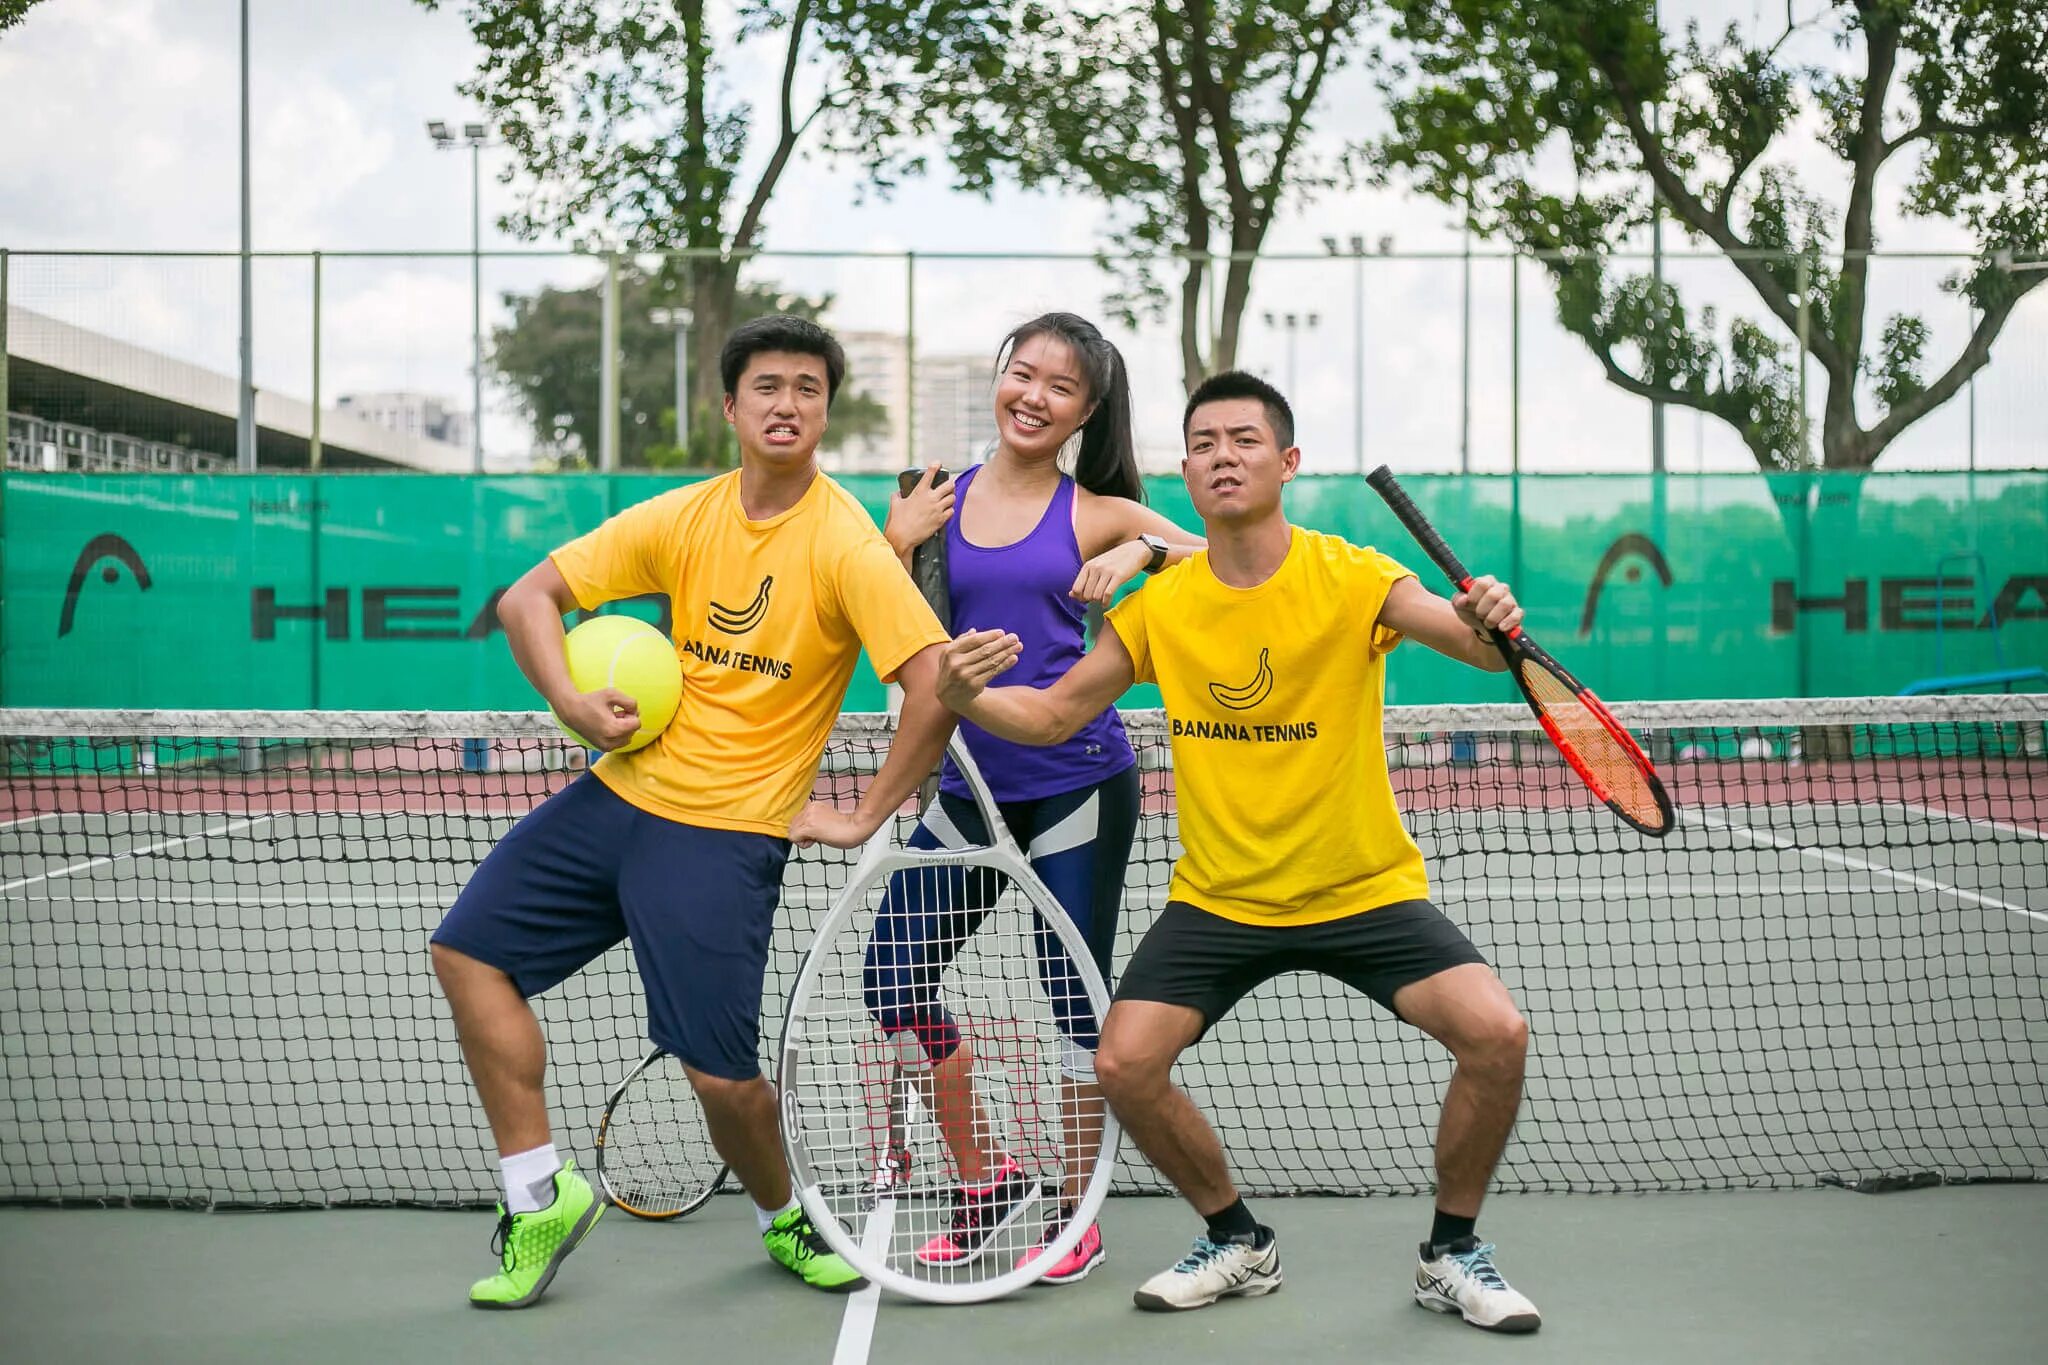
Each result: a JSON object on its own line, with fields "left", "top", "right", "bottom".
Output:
{"left": 650, "top": 306, "right": 695, "bottom": 457}
{"left": 237, "top": 0, "right": 254, "bottom": 470}
{"left": 428, "top": 120, "right": 495, "bottom": 472}
{"left": 1649, "top": 0, "right": 1666, "bottom": 475}
{"left": 1321, "top": 233, "right": 1371, "bottom": 471}
{"left": 1261, "top": 310, "right": 1321, "bottom": 400}
{"left": 1460, "top": 213, "right": 1473, "bottom": 475}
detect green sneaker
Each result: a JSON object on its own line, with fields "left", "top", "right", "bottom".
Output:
{"left": 763, "top": 1205, "right": 868, "bottom": 1293}
{"left": 468, "top": 1160, "right": 606, "bottom": 1310}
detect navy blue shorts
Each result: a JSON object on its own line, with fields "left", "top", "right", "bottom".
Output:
{"left": 862, "top": 766, "right": 1140, "bottom": 1061}
{"left": 431, "top": 774, "right": 791, "bottom": 1081}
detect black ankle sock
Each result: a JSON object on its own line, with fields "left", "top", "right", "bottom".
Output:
{"left": 1205, "top": 1197, "right": 1259, "bottom": 1245}
{"left": 1429, "top": 1209, "right": 1477, "bottom": 1254}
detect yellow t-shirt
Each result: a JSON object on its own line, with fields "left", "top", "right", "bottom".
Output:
{"left": 1105, "top": 525, "right": 1427, "bottom": 925}
{"left": 549, "top": 470, "right": 948, "bottom": 836}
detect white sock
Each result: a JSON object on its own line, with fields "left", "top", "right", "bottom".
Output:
{"left": 501, "top": 1143, "right": 562, "bottom": 1215}
{"left": 756, "top": 1196, "right": 799, "bottom": 1234}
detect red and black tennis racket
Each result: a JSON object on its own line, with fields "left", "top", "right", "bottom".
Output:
{"left": 1367, "top": 466, "right": 1675, "bottom": 838}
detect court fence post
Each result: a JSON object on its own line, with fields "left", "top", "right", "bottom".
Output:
{"left": 0, "top": 247, "right": 10, "bottom": 432}
{"left": 1509, "top": 251, "right": 1519, "bottom": 476}
{"left": 1795, "top": 251, "right": 1812, "bottom": 465}
{"left": 1, "top": 247, "right": 8, "bottom": 699}
{"left": 310, "top": 250, "right": 322, "bottom": 472}
{"left": 600, "top": 252, "right": 621, "bottom": 472}
{"left": 905, "top": 250, "right": 917, "bottom": 468}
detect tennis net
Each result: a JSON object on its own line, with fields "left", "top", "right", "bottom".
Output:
{"left": 2, "top": 696, "right": 2043, "bottom": 1207}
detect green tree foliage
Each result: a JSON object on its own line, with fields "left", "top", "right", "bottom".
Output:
{"left": 943, "top": 1, "right": 1373, "bottom": 394}
{"left": 1377, "top": 0, "right": 2047, "bottom": 470}
{"left": 0, "top": 1, "right": 47, "bottom": 34}
{"left": 423, "top": 0, "right": 1006, "bottom": 455}
{"left": 491, "top": 269, "right": 887, "bottom": 469}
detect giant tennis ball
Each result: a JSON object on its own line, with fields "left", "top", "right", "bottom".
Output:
{"left": 551, "top": 615, "right": 682, "bottom": 753}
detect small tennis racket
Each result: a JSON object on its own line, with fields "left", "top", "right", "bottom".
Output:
{"left": 776, "top": 739, "right": 1120, "bottom": 1302}
{"left": 1367, "top": 465, "right": 1676, "bottom": 838}
{"left": 593, "top": 1047, "right": 730, "bottom": 1219}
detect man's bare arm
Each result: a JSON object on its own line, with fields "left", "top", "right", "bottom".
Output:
{"left": 938, "top": 624, "right": 1138, "bottom": 745}
{"left": 1378, "top": 575, "right": 1522, "bottom": 673}
{"left": 497, "top": 559, "right": 641, "bottom": 749}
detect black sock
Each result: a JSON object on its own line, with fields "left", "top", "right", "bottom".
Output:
{"left": 1429, "top": 1208, "right": 1477, "bottom": 1254}
{"left": 1205, "top": 1197, "right": 1259, "bottom": 1245}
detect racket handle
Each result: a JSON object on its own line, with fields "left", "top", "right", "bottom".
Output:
{"left": 910, "top": 540, "right": 950, "bottom": 628}
{"left": 898, "top": 467, "right": 951, "bottom": 629}
{"left": 1366, "top": 465, "right": 1472, "bottom": 588}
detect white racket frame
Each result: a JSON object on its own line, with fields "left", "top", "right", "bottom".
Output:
{"left": 777, "top": 732, "right": 1121, "bottom": 1303}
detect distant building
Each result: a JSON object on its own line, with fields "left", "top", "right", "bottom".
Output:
{"left": 833, "top": 331, "right": 910, "bottom": 471}
{"left": 916, "top": 352, "right": 998, "bottom": 467}
{"left": 4, "top": 305, "right": 474, "bottom": 472}
{"left": 820, "top": 332, "right": 1004, "bottom": 473}
{"left": 334, "top": 391, "right": 472, "bottom": 450}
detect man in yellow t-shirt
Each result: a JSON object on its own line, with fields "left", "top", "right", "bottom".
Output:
{"left": 430, "top": 317, "right": 951, "bottom": 1310}
{"left": 936, "top": 372, "right": 1542, "bottom": 1334}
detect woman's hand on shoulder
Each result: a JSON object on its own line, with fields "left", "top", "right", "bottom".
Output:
{"left": 885, "top": 464, "right": 956, "bottom": 559}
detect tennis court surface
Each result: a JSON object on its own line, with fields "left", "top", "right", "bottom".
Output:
{"left": 3, "top": 696, "right": 2043, "bottom": 1361}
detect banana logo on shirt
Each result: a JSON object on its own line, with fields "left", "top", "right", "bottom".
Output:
{"left": 1207, "top": 646, "right": 1273, "bottom": 711}
{"left": 708, "top": 575, "right": 773, "bottom": 635}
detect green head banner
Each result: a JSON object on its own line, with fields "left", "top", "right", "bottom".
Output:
{"left": 6, "top": 470, "right": 2043, "bottom": 712}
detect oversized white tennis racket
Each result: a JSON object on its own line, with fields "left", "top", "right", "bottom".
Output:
{"left": 776, "top": 732, "right": 1120, "bottom": 1302}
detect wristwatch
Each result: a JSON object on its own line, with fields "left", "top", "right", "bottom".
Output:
{"left": 1138, "top": 533, "right": 1171, "bottom": 574}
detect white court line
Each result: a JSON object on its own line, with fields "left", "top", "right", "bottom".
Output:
{"left": 1685, "top": 810, "right": 2045, "bottom": 925}
{"left": 0, "top": 808, "right": 533, "bottom": 825}
{"left": 0, "top": 816, "right": 274, "bottom": 895}
{"left": 8, "top": 891, "right": 437, "bottom": 907}
{"left": 1899, "top": 803, "right": 2048, "bottom": 844}
{"left": 8, "top": 882, "right": 1886, "bottom": 906}
{"left": 0, "top": 811, "right": 59, "bottom": 832}
{"left": 1455, "top": 880, "right": 1893, "bottom": 899}
{"left": 830, "top": 1194, "right": 897, "bottom": 1365}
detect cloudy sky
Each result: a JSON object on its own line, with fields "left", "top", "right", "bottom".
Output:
{"left": 1, "top": 0, "right": 2037, "bottom": 471}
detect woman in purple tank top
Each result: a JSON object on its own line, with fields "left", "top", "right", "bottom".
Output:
{"left": 869, "top": 314, "right": 1203, "bottom": 1285}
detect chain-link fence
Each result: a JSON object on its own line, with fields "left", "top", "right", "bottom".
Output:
{"left": 3, "top": 247, "right": 2041, "bottom": 477}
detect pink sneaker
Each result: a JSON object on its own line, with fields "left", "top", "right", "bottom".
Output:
{"left": 914, "top": 1156, "right": 1039, "bottom": 1267}
{"left": 1018, "top": 1220, "right": 1106, "bottom": 1285}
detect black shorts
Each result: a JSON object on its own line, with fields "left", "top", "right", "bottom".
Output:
{"left": 1113, "top": 899, "right": 1487, "bottom": 1032}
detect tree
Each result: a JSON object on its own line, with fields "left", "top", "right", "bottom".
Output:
{"left": 944, "top": 1, "right": 1373, "bottom": 394}
{"left": 491, "top": 269, "right": 888, "bottom": 469}
{"left": 0, "top": 1, "right": 48, "bottom": 34}
{"left": 423, "top": 0, "right": 1007, "bottom": 459}
{"left": 1376, "top": 0, "right": 2048, "bottom": 470}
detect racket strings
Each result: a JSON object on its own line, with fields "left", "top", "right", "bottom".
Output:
{"left": 598, "top": 1055, "right": 724, "bottom": 1217}
{"left": 788, "top": 855, "right": 1109, "bottom": 1294}
{"left": 1518, "top": 659, "right": 1668, "bottom": 831}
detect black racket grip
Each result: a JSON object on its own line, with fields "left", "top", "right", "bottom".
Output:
{"left": 1366, "top": 465, "right": 1472, "bottom": 587}
{"left": 897, "top": 467, "right": 951, "bottom": 628}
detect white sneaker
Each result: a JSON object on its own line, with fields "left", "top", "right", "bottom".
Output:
{"left": 1133, "top": 1232, "right": 1281, "bottom": 1312}
{"left": 1414, "top": 1240, "right": 1541, "bottom": 1333}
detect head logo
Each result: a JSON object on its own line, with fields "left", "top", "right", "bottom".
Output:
{"left": 1579, "top": 534, "right": 1673, "bottom": 636}
{"left": 708, "top": 575, "right": 773, "bottom": 635}
{"left": 1207, "top": 647, "right": 1273, "bottom": 711}
{"left": 59, "top": 533, "right": 153, "bottom": 636}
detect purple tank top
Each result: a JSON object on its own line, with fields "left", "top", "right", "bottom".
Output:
{"left": 938, "top": 466, "right": 1136, "bottom": 803}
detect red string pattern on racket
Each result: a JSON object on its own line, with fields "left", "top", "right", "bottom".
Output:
{"left": 1518, "top": 660, "right": 1666, "bottom": 830}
